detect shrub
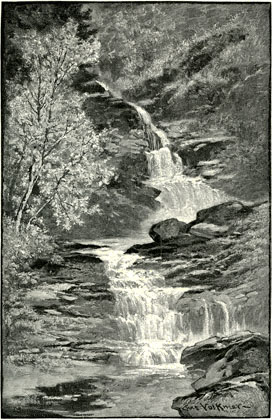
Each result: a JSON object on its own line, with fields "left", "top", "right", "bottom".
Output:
{"left": 2, "top": 219, "right": 57, "bottom": 354}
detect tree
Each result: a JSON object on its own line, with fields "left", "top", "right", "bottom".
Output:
{"left": 4, "top": 20, "right": 114, "bottom": 231}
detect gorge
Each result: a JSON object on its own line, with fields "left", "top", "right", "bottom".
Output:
{"left": 2, "top": 3, "right": 269, "bottom": 418}
{"left": 89, "top": 85, "right": 244, "bottom": 367}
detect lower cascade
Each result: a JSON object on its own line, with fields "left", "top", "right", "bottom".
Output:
{"left": 96, "top": 247, "right": 244, "bottom": 367}
{"left": 95, "top": 99, "right": 244, "bottom": 367}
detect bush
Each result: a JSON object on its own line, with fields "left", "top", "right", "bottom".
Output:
{"left": 2, "top": 219, "right": 57, "bottom": 355}
{"left": 3, "top": 218, "right": 56, "bottom": 287}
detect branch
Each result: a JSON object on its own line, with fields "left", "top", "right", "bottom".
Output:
{"left": 26, "top": 169, "right": 69, "bottom": 226}
{"left": 56, "top": 190, "right": 73, "bottom": 222}
{"left": 43, "top": 121, "right": 85, "bottom": 159}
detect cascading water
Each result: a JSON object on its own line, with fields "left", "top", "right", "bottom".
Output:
{"left": 93, "top": 82, "right": 244, "bottom": 367}
{"left": 95, "top": 248, "right": 193, "bottom": 366}
{"left": 128, "top": 102, "right": 169, "bottom": 150}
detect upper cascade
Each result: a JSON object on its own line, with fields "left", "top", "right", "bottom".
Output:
{"left": 146, "top": 147, "right": 183, "bottom": 179}
{"left": 95, "top": 80, "right": 168, "bottom": 150}
{"left": 95, "top": 79, "right": 227, "bottom": 224}
{"left": 127, "top": 102, "right": 169, "bottom": 150}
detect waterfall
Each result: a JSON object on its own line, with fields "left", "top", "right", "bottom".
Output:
{"left": 127, "top": 102, "right": 169, "bottom": 150}
{"left": 202, "top": 299, "right": 213, "bottom": 337}
{"left": 95, "top": 248, "right": 193, "bottom": 366}
{"left": 95, "top": 80, "right": 169, "bottom": 150}
{"left": 92, "top": 82, "right": 243, "bottom": 367}
{"left": 143, "top": 131, "right": 226, "bottom": 224}
{"left": 215, "top": 300, "right": 231, "bottom": 335}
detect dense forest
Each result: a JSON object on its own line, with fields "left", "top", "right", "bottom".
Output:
{"left": 2, "top": 2, "right": 270, "bottom": 418}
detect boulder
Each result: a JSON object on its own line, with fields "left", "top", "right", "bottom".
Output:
{"left": 181, "top": 331, "right": 268, "bottom": 373}
{"left": 190, "top": 223, "right": 229, "bottom": 238}
{"left": 172, "top": 373, "right": 269, "bottom": 418}
{"left": 187, "top": 201, "right": 252, "bottom": 230}
{"left": 172, "top": 332, "right": 269, "bottom": 417}
{"left": 193, "top": 332, "right": 268, "bottom": 390}
{"left": 126, "top": 233, "right": 208, "bottom": 257}
{"left": 149, "top": 218, "right": 189, "bottom": 242}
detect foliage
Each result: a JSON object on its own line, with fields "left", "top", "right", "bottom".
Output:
{"left": 89, "top": 4, "right": 177, "bottom": 86}
{"left": 69, "top": 152, "right": 159, "bottom": 238}
{"left": 3, "top": 20, "right": 116, "bottom": 231}
{"left": 3, "top": 3, "right": 269, "bottom": 227}
{"left": 2, "top": 3, "right": 95, "bottom": 83}
{"left": 139, "top": 7, "right": 269, "bottom": 199}
{"left": 2, "top": 218, "right": 56, "bottom": 354}
{"left": 3, "top": 218, "right": 55, "bottom": 288}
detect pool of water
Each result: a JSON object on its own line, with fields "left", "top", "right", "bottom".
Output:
{"left": 3, "top": 360, "right": 194, "bottom": 417}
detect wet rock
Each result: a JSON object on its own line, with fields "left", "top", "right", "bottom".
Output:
{"left": 126, "top": 234, "right": 207, "bottom": 257}
{"left": 173, "top": 332, "right": 269, "bottom": 417}
{"left": 172, "top": 373, "right": 269, "bottom": 417}
{"left": 63, "top": 253, "right": 102, "bottom": 264}
{"left": 63, "top": 241, "right": 102, "bottom": 250}
{"left": 180, "top": 331, "right": 268, "bottom": 373}
{"left": 149, "top": 218, "right": 189, "bottom": 242}
{"left": 60, "top": 295, "right": 78, "bottom": 303}
{"left": 187, "top": 200, "right": 252, "bottom": 230}
{"left": 179, "top": 135, "right": 235, "bottom": 151}
{"left": 201, "top": 168, "right": 221, "bottom": 178}
{"left": 44, "top": 309, "right": 63, "bottom": 316}
{"left": 247, "top": 291, "right": 258, "bottom": 298}
{"left": 197, "top": 159, "right": 221, "bottom": 167}
{"left": 190, "top": 223, "right": 229, "bottom": 238}
{"left": 167, "top": 130, "right": 184, "bottom": 139}
{"left": 19, "top": 348, "right": 41, "bottom": 354}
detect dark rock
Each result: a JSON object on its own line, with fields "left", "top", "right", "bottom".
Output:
{"left": 125, "top": 242, "right": 161, "bottom": 254}
{"left": 149, "top": 218, "right": 189, "bottom": 242}
{"left": 180, "top": 331, "right": 268, "bottom": 374}
{"left": 187, "top": 200, "right": 253, "bottom": 231}
{"left": 126, "top": 234, "right": 207, "bottom": 257}
{"left": 2, "top": 405, "right": 65, "bottom": 418}
{"left": 63, "top": 253, "right": 102, "bottom": 264}
{"left": 176, "top": 135, "right": 234, "bottom": 168}
{"left": 63, "top": 242, "right": 102, "bottom": 250}
{"left": 30, "top": 258, "right": 64, "bottom": 272}
{"left": 173, "top": 332, "right": 269, "bottom": 417}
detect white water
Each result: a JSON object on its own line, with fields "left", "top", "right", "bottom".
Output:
{"left": 128, "top": 102, "right": 169, "bottom": 150}
{"left": 95, "top": 248, "right": 191, "bottom": 366}
{"left": 215, "top": 300, "right": 231, "bottom": 335}
{"left": 91, "top": 83, "right": 243, "bottom": 367}
{"left": 144, "top": 145, "right": 226, "bottom": 224}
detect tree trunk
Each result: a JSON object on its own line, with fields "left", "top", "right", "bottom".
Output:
{"left": 15, "top": 180, "right": 35, "bottom": 232}
{"left": 15, "top": 163, "right": 38, "bottom": 232}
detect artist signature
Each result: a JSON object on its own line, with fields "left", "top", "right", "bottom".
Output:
{"left": 182, "top": 402, "right": 252, "bottom": 412}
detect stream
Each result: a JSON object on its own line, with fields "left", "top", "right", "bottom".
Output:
{"left": 3, "top": 95, "right": 246, "bottom": 418}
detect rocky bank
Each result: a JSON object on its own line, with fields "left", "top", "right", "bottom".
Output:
{"left": 126, "top": 198, "right": 269, "bottom": 417}
{"left": 172, "top": 332, "right": 269, "bottom": 417}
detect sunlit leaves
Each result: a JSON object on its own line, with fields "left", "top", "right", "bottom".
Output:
{"left": 4, "top": 20, "right": 113, "bottom": 230}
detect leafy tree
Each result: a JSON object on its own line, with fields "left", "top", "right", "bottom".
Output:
{"left": 4, "top": 20, "right": 114, "bottom": 231}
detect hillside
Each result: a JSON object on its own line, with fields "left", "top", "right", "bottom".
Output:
{"left": 2, "top": 3, "right": 270, "bottom": 419}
